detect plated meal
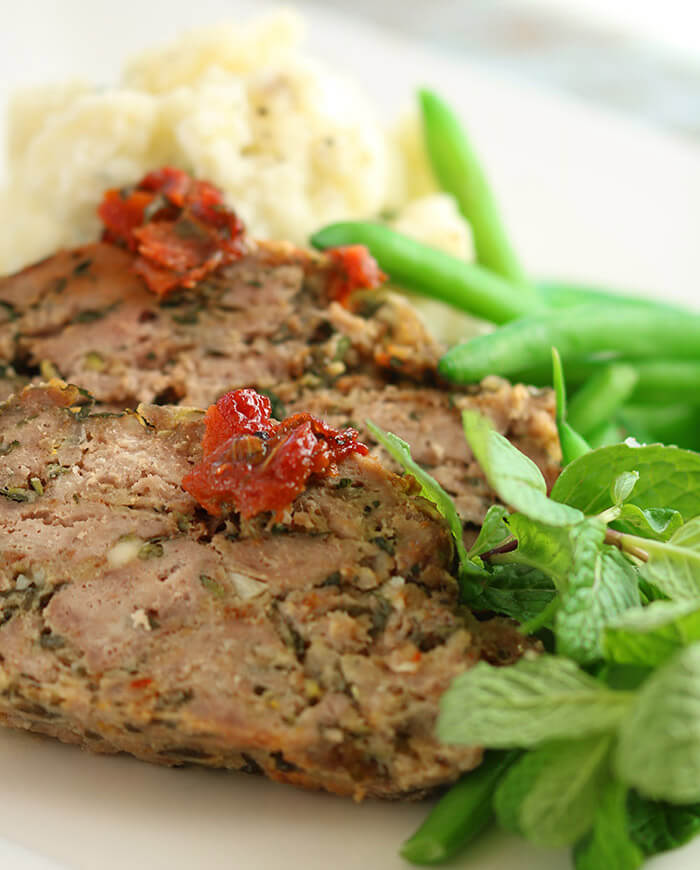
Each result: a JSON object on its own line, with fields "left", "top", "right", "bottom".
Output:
{"left": 1, "top": 10, "right": 699, "bottom": 870}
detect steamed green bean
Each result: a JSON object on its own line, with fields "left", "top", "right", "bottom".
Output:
{"left": 311, "top": 222, "right": 539, "bottom": 324}
{"left": 567, "top": 364, "right": 639, "bottom": 438}
{"left": 400, "top": 751, "right": 518, "bottom": 865}
{"left": 439, "top": 305, "right": 700, "bottom": 383}
{"left": 419, "top": 89, "right": 528, "bottom": 285}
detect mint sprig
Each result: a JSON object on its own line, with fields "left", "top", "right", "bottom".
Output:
{"left": 397, "top": 402, "right": 700, "bottom": 869}
{"left": 614, "top": 504, "right": 683, "bottom": 541}
{"left": 574, "top": 782, "right": 644, "bottom": 870}
{"left": 438, "top": 656, "right": 633, "bottom": 748}
{"left": 627, "top": 792, "right": 700, "bottom": 856}
{"left": 475, "top": 564, "right": 555, "bottom": 623}
{"left": 494, "top": 735, "right": 613, "bottom": 847}
{"left": 604, "top": 600, "right": 700, "bottom": 667}
{"left": 638, "top": 517, "right": 700, "bottom": 599}
{"left": 462, "top": 408, "right": 583, "bottom": 526}
{"left": 616, "top": 644, "right": 700, "bottom": 804}
{"left": 550, "top": 442, "right": 700, "bottom": 517}
{"left": 467, "top": 504, "right": 509, "bottom": 560}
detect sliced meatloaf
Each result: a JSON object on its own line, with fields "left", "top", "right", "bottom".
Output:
{"left": 282, "top": 376, "right": 560, "bottom": 528}
{"left": 0, "top": 241, "right": 561, "bottom": 527}
{"left": 0, "top": 382, "right": 534, "bottom": 799}
{"left": 0, "top": 240, "right": 440, "bottom": 408}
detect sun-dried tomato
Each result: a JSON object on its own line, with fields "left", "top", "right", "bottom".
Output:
{"left": 98, "top": 167, "right": 246, "bottom": 298}
{"left": 182, "top": 388, "right": 367, "bottom": 519}
{"left": 200, "top": 389, "right": 276, "bottom": 456}
{"left": 325, "top": 244, "right": 386, "bottom": 307}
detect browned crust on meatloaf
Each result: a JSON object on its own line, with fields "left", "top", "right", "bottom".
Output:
{"left": 0, "top": 241, "right": 561, "bottom": 529}
{"left": 0, "top": 382, "right": 537, "bottom": 799}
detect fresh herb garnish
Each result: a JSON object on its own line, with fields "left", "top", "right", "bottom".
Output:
{"left": 397, "top": 407, "right": 700, "bottom": 868}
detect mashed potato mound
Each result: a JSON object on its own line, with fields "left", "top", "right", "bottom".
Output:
{"left": 0, "top": 9, "right": 472, "bottom": 301}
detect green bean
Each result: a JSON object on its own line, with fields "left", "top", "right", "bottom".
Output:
{"left": 311, "top": 222, "right": 541, "bottom": 324}
{"left": 587, "top": 420, "right": 623, "bottom": 448}
{"left": 400, "top": 750, "right": 518, "bottom": 865}
{"left": 439, "top": 304, "right": 700, "bottom": 384}
{"left": 567, "top": 364, "right": 639, "bottom": 438}
{"left": 538, "top": 280, "right": 691, "bottom": 315}
{"left": 618, "top": 404, "right": 700, "bottom": 452}
{"left": 419, "top": 90, "right": 529, "bottom": 285}
{"left": 628, "top": 360, "right": 700, "bottom": 405}
{"left": 511, "top": 358, "right": 700, "bottom": 406}
{"left": 551, "top": 347, "right": 590, "bottom": 465}
{"left": 510, "top": 356, "right": 611, "bottom": 389}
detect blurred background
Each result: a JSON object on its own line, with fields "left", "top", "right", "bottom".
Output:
{"left": 318, "top": 0, "right": 700, "bottom": 141}
{"left": 2, "top": 0, "right": 699, "bottom": 141}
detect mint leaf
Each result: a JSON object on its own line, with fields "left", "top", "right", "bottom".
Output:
{"left": 551, "top": 443, "right": 700, "bottom": 518}
{"left": 462, "top": 409, "right": 583, "bottom": 527}
{"left": 496, "top": 514, "right": 641, "bottom": 662}
{"left": 366, "top": 420, "right": 482, "bottom": 584}
{"left": 501, "top": 513, "right": 576, "bottom": 586}
{"left": 627, "top": 791, "right": 700, "bottom": 856}
{"left": 438, "top": 656, "right": 633, "bottom": 748}
{"left": 638, "top": 517, "right": 700, "bottom": 600}
{"left": 494, "top": 736, "right": 612, "bottom": 846}
{"left": 611, "top": 471, "right": 639, "bottom": 506}
{"left": 552, "top": 346, "right": 568, "bottom": 422}
{"left": 598, "top": 663, "right": 653, "bottom": 692}
{"left": 467, "top": 504, "right": 509, "bottom": 559}
{"left": 477, "top": 564, "right": 556, "bottom": 623}
{"left": 603, "top": 600, "right": 700, "bottom": 667}
{"left": 574, "top": 781, "right": 644, "bottom": 870}
{"left": 616, "top": 643, "right": 700, "bottom": 803}
{"left": 615, "top": 504, "right": 683, "bottom": 541}
{"left": 556, "top": 542, "right": 641, "bottom": 665}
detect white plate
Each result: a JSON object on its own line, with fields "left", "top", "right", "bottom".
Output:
{"left": 0, "top": 835, "right": 66, "bottom": 870}
{"left": 1, "top": 3, "right": 700, "bottom": 869}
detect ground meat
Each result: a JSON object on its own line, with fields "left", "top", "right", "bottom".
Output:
{"left": 0, "top": 240, "right": 561, "bottom": 530}
{"left": 0, "top": 383, "right": 542, "bottom": 799}
{"left": 283, "top": 376, "right": 560, "bottom": 527}
{"left": 0, "top": 240, "right": 440, "bottom": 409}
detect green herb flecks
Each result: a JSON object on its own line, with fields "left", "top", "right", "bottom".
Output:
{"left": 200, "top": 575, "right": 226, "bottom": 597}
{"left": 73, "top": 300, "right": 120, "bottom": 324}
{"left": 72, "top": 258, "right": 93, "bottom": 276}
{"left": 0, "top": 440, "right": 20, "bottom": 456}
{"left": 138, "top": 540, "right": 164, "bottom": 560}
{"left": 0, "top": 486, "right": 35, "bottom": 503}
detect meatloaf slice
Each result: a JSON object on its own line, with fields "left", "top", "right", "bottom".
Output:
{"left": 0, "top": 240, "right": 441, "bottom": 409}
{"left": 0, "top": 382, "right": 533, "bottom": 799}
{"left": 0, "top": 241, "right": 561, "bottom": 527}
{"left": 283, "top": 376, "right": 560, "bottom": 528}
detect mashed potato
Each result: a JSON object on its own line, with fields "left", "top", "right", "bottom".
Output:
{"left": 0, "top": 9, "right": 473, "bottom": 333}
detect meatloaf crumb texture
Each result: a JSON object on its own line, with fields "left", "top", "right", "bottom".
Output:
{"left": 0, "top": 383, "right": 536, "bottom": 799}
{"left": 0, "top": 240, "right": 560, "bottom": 530}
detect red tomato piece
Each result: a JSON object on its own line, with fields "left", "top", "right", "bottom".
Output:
{"left": 326, "top": 244, "right": 386, "bottom": 307}
{"left": 97, "top": 167, "right": 246, "bottom": 298}
{"left": 183, "top": 389, "right": 367, "bottom": 519}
